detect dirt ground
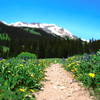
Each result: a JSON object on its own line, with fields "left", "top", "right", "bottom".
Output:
{"left": 35, "top": 64, "right": 95, "bottom": 100}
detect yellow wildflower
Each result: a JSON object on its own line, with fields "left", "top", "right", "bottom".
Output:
{"left": 88, "top": 73, "right": 95, "bottom": 78}
{"left": 30, "top": 74, "right": 34, "bottom": 78}
{"left": 29, "top": 89, "right": 35, "bottom": 93}
{"left": 67, "top": 64, "right": 71, "bottom": 67}
{"left": 76, "top": 63, "right": 79, "bottom": 66}
{"left": 74, "top": 68, "right": 78, "bottom": 71}
{"left": 19, "top": 88, "right": 25, "bottom": 92}
{"left": 7, "top": 71, "right": 11, "bottom": 73}
{"left": 19, "top": 64, "right": 24, "bottom": 67}
{"left": 71, "top": 69, "right": 75, "bottom": 72}
{"left": 73, "top": 74, "right": 75, "bottom": 78}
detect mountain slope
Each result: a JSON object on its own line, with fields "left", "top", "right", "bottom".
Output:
{"left": 2, "top": 21, "right": 77, "bottom": 39}
{"left": 0, "top": 21, "right": 84, "bottom": 58}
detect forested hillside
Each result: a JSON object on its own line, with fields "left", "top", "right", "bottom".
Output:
{"left": 0, "top": 22, "right": 100, "bottom": 58}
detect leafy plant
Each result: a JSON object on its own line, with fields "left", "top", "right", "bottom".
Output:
{"left": 17, "top": 52, "right": 37, "bottom": 59}
{"left": 0, "top": 53, "right": 46, "bottom": 99}
{"left": 63, "top": 51, "right": 100, "bottom": 99}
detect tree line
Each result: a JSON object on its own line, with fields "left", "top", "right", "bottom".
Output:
{"left": 0, "top": 36, "right": 100, "bottom": 58}
{"left": 0, "top": 23, "right": 100, "bottom": 58}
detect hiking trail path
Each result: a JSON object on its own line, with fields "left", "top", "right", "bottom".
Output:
{"left": 35, "top": 64, "right": 95, "bottom": 100}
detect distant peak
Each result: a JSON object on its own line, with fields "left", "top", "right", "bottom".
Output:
{"left": 0, "top": 21, "right": 8, "bottom": 25}
{"left": 0, "top": 21, "right": 77, "bottom": 39}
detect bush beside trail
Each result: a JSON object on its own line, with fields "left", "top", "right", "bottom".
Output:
{"left": 0, "top": 51, "right": 100, "bottom": 99}
{"left": 0, "top": 53, "right": 46, "bottom": 100}
{"left": 63, "top": 51, "right": 100, "bottom": 100}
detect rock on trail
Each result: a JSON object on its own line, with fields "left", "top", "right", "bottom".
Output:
{"left": 35, "top": 64, "right": 94, "bottom": 100}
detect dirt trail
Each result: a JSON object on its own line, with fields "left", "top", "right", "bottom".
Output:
{"left": 35, "top": 64, "right": 94, "bottom": 100}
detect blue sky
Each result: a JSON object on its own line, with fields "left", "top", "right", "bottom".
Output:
{"left": 0, "top": 0, "right": 100, "bottom": 40}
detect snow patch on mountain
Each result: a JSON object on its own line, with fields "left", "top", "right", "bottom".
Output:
{"left": 1, "top": 21, "right": 76, "bottom": 39}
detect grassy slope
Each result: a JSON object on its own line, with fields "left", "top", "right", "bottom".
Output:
{"left": 0, "top": 51, "right": 100, "bottom": 99}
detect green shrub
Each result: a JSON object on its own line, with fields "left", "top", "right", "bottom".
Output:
{"left": 17, "top": 52, "right": 37, "bottom": 59}
{"left": 64, "top": 51, "right": 100, "bottom": 99}
{"left": 0, "top": 57, "right": 45, "bottom": 99}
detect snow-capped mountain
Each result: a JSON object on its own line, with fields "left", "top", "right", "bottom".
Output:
{"left": 1, "top": 21, "right": 76, "bottom": 39}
